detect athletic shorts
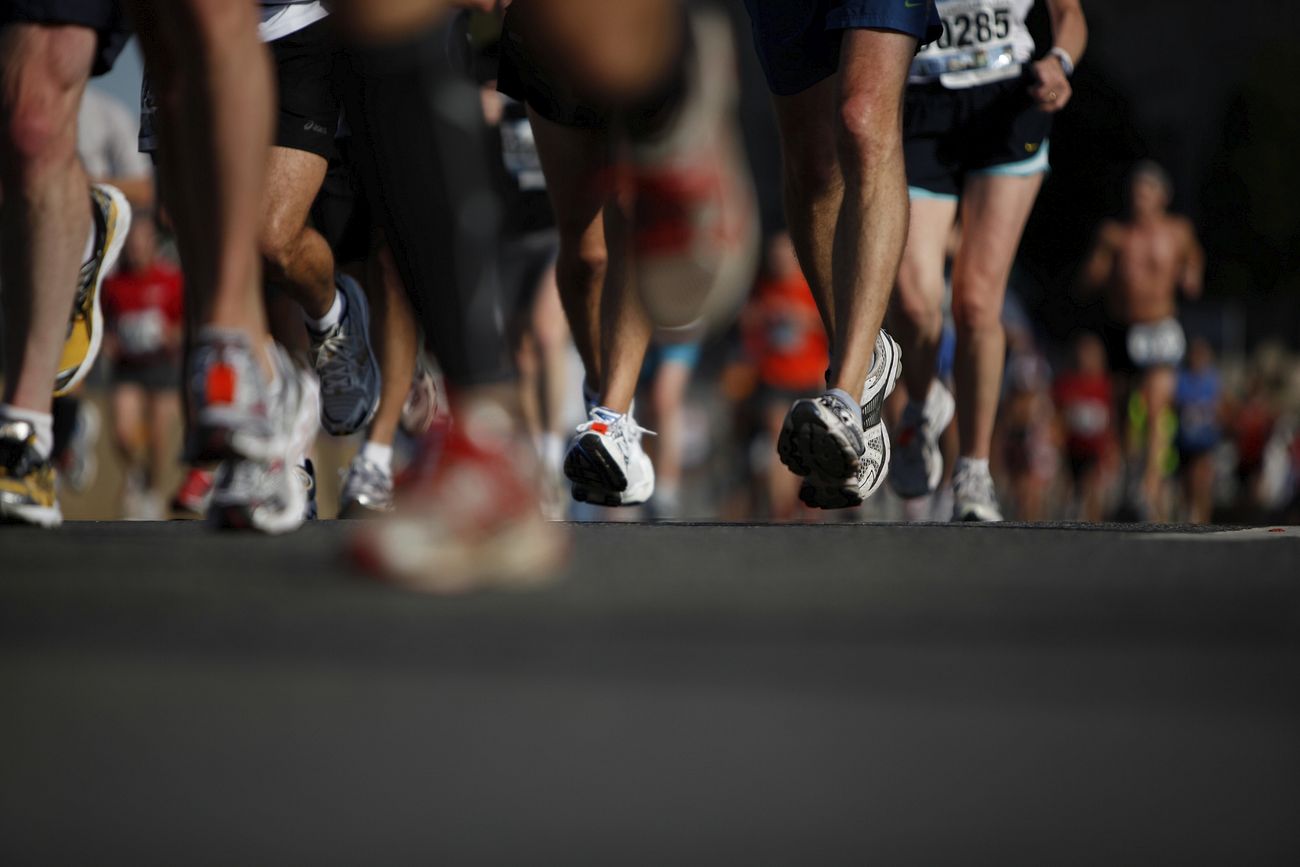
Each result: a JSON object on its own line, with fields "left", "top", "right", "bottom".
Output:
{"left": 310, "top": 140, "right": 373, "bottom": 266}
{"left": 496, "top": 8, "right": 610, "bottom": 130}
{"left": 271, "top": 18, "right": 341, "bottom": 160}
{"left": 1104, "top": 318, "right": 1186, "bottom": 374}
{"left": 113, "top": 360, "right": 181, "bottom": 392}
{"left": 904, "top": 73, "right": 1051, "bottom": 199}
{"left": 0, "top": 0, "right": 130, "bottom": 76}
{"left": 499, "top": 230, "right": 559, "bottom": 324}
{"left": 743, "top": 0, "right": 944, "bottom": 97}
{"left": 141, "top": 18, "right": 342, "bottom": 159}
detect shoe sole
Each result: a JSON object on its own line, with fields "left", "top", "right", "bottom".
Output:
{"left": 778, "top": 399, "right": 863, "bottom": 481}
{"left": 320, "top": 272, "right": 381, "bottom": 437}
{"left": 564, "top": 434, "right": 656, "bottom": 507}
{"left": 798, "top": 422, "right": 892, "bottom": 510}
{"left": 55, "top": 184, "right": 131, "bottom": 397}
{"left": 0, "top": 500, "right": 63, "bottom": 528}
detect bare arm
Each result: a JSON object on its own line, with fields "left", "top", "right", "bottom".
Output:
{"left": 1079, "top": 221, "right": 1118, "bottom": 296}
{"left": 1179, "top": 218, "right": 1205, "bottom": 299}
{"left": 1029, "top": 0, "right": 1088, "bottom": 112}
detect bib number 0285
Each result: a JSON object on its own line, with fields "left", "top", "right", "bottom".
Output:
{"left": 935, "top": 7, "right": 1011, "bottom": 50}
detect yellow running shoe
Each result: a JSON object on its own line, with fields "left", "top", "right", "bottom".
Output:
{"left": 54, "top": 183, "right": 132, "bottom": 397}
{"left": 0, "top": 420, "right": 61, "bottom": 528}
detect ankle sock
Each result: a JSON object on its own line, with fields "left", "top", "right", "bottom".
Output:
{"left": 305, "top": 288, "right": 345, "bottom": 334}
{"left": 955, "top": 457, "right": 989, "bottom": 477}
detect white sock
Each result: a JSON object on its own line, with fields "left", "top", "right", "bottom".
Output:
{"left": 955, "top": 457, "right": 990, "bottom": 477}
{"left": 81, "top": 223, "right": 96, "bottom": 265}
{"left": 305, "top": 288, "right": 344, "bottom": 333}
{"left": 360, "top": 441, "right": 394, "bottom": 475}
{"left": 0, "top": 404, "right": 54, "bottom": 458}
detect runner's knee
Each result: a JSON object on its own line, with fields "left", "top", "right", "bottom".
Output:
{"left": 895, "top": 259, "right": 945, "bottom": 333}
{"left": 835, "top": 89, "right": 901, "bottom": 176}
{"left": 0, "top": 30, "right": 89, "bottom": 185}
{"left": 951, "top": 269, "right": 1004, "bottom": 334}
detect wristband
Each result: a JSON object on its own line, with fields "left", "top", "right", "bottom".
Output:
{"left": 1049, "top": 46, "right": 1075, "bottom": 78}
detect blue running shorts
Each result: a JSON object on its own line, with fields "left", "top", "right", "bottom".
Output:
{"left": 743, "top": 0, "right": 943, "bottom": 96}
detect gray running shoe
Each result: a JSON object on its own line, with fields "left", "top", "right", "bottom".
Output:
{"left": 339, "top": 453, "right": 395, "bottom": 517}
{"left": 310, "top": 273, "right": 380, "bottom": 436}
{"left": 952, "top": 462, "right": 1004, "bottom": 523}
{"left": 207, "top": 343, "right": 320, "bottom": 534}
{"left": 889, "top": 379, "right": 956, "bottom": 500}
{"left": 779, "top": 330, "right": 901, "bottom": 509}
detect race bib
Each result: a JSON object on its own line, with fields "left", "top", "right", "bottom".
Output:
{"left": 1127, "top": 320, "right": 1187, "bottom": 368}
{"left": 913, "top": 0, "right": 1029, "bottom": 85}
{"left": 501, "top": 117, "right": 546, "bottom": 192}
{"left": 117, "top": 309, "right": 166, "bottom": 357}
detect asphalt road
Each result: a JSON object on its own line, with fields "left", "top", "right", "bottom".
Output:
{"left": 2, "top": 521, "right": 1298, "bottom": 866}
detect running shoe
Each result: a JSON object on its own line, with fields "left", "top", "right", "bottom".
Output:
{"left": 952, "top": 462, "right": 1004, "bottom": 523}
{"left": 352, "top": 423, "right": 568, "bottom": 594}
{"left": 889, "top": 380, "right": 956, "bottom": 500}
{"left": 0, "top": 420, "right": 61, "bottom": 528}
{"left": 310, "top": 273, "right": 381, "bottom": 436}
{"left": 339, "top": 452, "right": 395, "bottom": 517}
{"left": 628, "top": 9, "right": 757, "bottom": 334}
{"left": 205, "top": 343, "right": 320, "bottom": 534}
{"left": 298, "top": 458, "right": 318, "bottom": 521}
{"left": 563, "top": 406, "right": 655, "bottom": 507}
{"left": 57, "top": 398, "right": 101, "bottom": 494}
{"left": 399, "top": 354, "right": 439, "bottom": 438}
{"left": 779, "top": 330, "right": 901, "bottom": 509}
{"left": 56, "top": 184, "right": 131, "bottom": 396}
{"left": 171, "top": 467, "right": 214, "bottom": 517}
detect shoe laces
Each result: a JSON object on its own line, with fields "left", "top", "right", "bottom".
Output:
{"left": 954, "top": 464, "right": 996, "bottom": 504}
{"left": 342, "top": 456, "right": 393, "bottom": 500}
{"left": 577, "top": 409, "right": 656, "bottom": 446}
{"left": 312, "top": 323, "right": 359, "bottom": 394}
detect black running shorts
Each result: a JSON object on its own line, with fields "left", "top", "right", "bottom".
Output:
{"left": 903, "top": 73, "right": 1052, "bottom": 199}
{"left": 0, "top": 0, "right": 130, "bottom": 76}
{"left": 271, "top": 17, "right": 342, "bottom": 160}
{"left": 496, "top": 7, "right": 610, "bottom": 130}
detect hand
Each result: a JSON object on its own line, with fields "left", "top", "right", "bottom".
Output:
{"left": 1028, "top": 56, "right": 1072, "bottom": 112}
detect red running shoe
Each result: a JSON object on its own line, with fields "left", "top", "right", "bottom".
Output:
{"left": 171, "top": 467, "right": 214, "bottom": 518}
{"left": 628, "top": 9, "right": 758, "bottom": 334}
{"left": 352, "top": 414, "right": 568, "bottom": 594}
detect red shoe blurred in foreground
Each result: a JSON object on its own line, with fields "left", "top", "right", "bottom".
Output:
{"left": 171, "top": 467, "right": 214, "bottom": 518}
{"left": 352, "top": 407, "right": 568, "bottom": 594}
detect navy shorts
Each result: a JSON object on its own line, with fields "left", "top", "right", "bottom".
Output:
{"left": 743, "top": 0, "right": 943, "bottom": 97}
{"left": 0, "top": 0, "right": 130, "bottom": 76}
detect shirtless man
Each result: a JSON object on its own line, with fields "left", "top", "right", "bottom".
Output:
{"left": 1081, "top": 160, "right": 1204, "bottom": 517}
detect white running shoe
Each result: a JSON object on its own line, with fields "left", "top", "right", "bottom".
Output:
{"left": 207, "top": 343, "right": 320, "bottom": 534}
{"left": 890, "top": 380, "right": 956, "bottom": 500}
{"left": 952, "top": 461, "right": 1004, "bottom": 523}
{"left": 339, "top": 453, "right": 395, "bottom": 517}
{"left": 563, "top": 406, "right": 655, "bottom": 507}
{"left": 779, "top": 330, "right": 901, "bottom": 509}
{"left": 310, "top": 273, "right": 381, "bottom": 436}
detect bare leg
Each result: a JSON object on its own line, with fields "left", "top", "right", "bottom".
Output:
{"left": 128, "top": 0, "right": 273, "bottom": 361}
{"left": 364, "top": 242, "right": 419, "bottom": 449}
{"left": 644, "top": 356, "right": 692, "bottom": 507}
{"left": 1141, "top": 366, "right": 1176, "bottom": 514}
{"left": 530, "top": 265, "right": 572, "bottom": 439}
{"left": 529, "top": 109, "right": 610, "bottom": 390}
{"left": 772, "top": 78, "right": 840, "bottom": 340}
{"left": 827, "top": 30, "right": 916, "bottom": 397}
{"left": 951, "top": 172, "right": 1043, "bottom": 459}
{"left": 147, "top": 388, "right": 180, "bottom": 494}
{"left": 259, "top": 146, "right": 335, "bottom": 320}
{"left": 111, "top": 383, "right": 145, "bottom": 510}
{"left": 597, "top": 204, "right": 654, "bottom": 414}
{"left": 0, "top": 24, "right": 95, "bottom": 414}
{"left": 893, "top": 196, "right": 958, "bottom": 401}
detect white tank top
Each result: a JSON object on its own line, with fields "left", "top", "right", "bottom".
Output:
{"left": 259, "top": 2, "right": 328, "bottom": 43}
{"left": 910, "top": 0, "right": 1036, "bottom": 90}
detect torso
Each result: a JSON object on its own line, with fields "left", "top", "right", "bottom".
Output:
{"left": 1102, "top": 217, "right": 1191, "bottom": 324}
